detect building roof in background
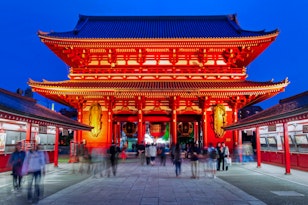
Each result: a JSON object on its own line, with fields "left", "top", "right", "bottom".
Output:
{"left": 224, "top": 91, "right": 308, "bottom": 130}
{"left": 0, "top": 88, "right": 92, "bottom": 130}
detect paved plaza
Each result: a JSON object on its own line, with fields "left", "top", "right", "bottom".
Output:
{"left": 1, "top": 156, "right": 308, "bottom": 205}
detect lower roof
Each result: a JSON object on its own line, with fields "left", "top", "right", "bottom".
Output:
{"left": 224, "top": 91, "right": 308, "bottom": 130}
{"left": 29, "top": 79, "right": 289, "bottom": 91}
{"left": 0, "top": 88, "right": 92, "bottom": 130}
{"left": 28, "top": 79, "right": 289, "bottom": 108}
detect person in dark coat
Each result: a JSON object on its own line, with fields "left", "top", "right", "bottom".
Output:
{"left": 190, "top": 143, "right": 201, "bottom": 179}
{"left": 216, "top": 142, "right": 223, "bottom": 171}
{"left": 109, "top": 143, "right": 119, "bottom": 176}
{"left": 174, "top": 143, "right": 182, "bottom": 177}
{"left": 8, "top": 142, "right": 26, "bottom": 192}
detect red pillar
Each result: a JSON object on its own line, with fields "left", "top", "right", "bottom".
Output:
{"left": 202, "top": 106, "right": 208, "bottom": 148}
{"left": 54, "top": 127, "right": 59, "bottom": 167}
{"left": 69, "top": 131, "right": 78, "bottom": 163}
{"left": 283, "top": 122, "right": 291, "bottom": 174}
{"left": 194, "top": 122, "right": 198, "bottom": 143}
{"left": 26, "top": 123, "right": 32, "bottom": 149}
{"left": 107, "top": 106, "right": 113, "bottom": 145}
{"left": 115, "top": 122, "right": 120, "bottom": 144}
{"left": 255, "top": 126, "right": 261, "bottom": 168}
{"left": 238, "top": 130, "right": 243, "bottom": 163}
{"left": 171, "top": 97, "right": 177, "bottom": 145}
{"left": 77, "top": 106, "right": 83, "bottom": 144}
{"left": 233, "top": 107, "right": 239, "bottom": 146}
{"left": 138, "top": 108, "right": 144, "bottom": 144}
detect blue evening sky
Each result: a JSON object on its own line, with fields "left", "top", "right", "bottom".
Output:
{"left": 0, "top": 0, "right": 307, "bottom": 111}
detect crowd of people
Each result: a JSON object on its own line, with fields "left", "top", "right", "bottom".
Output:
{"left": 74, "top": 140, "right": 231, "bottom": 179}
{"left": 134, "top": 140, "right": 231, "bottom": 179}
{"left": 6, "top": 140, "right": 232, "bottom": 203}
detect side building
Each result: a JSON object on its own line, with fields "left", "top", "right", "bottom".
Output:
{"left": 0, "top": 88, "right": 92, "bottom": 172}
{"left": 225, "top": 91, "right": 308, "bottom": 173}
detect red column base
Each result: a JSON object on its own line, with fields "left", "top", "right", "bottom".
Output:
{"left": 69, "top": 155, "right": 79, "bottom": 163}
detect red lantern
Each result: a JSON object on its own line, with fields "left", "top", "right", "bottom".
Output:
{"left": 150, "top": 123, "right": 166, "bottom": 138}
{"left": 177, "top": 122, "right": 193, "bottom": 137}
{"left": 123, "top": 122, "right": 137, "bottom": 138}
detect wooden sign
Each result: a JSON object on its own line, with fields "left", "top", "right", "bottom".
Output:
{"left": 303, "top": 125, "right": 308, "bottom": 133}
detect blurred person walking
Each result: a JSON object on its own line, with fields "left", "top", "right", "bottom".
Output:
{"left": 137, "top": 141, "right": 146, "bottom": 165}
{"left": 8, "top": 142, "right": 26, "bottom": 192}
{"left": 173, "top": 143, "right": 182, "bottom": 177}
{"left": 22, "top": 144, "right": 47, "bottom": 203}
{"left": 149, "top": 143, "right": 157, "bottom": 166}
{"left": 190, "top": 143, "right": 201, "bottom": 179}
{"left": 91, "top": 147, "right": 104, "bottom": 178}
{"left": 145, "top": 142, "right": 151, "bottom": 165}
{"left": 207, "top": 142, "right": 218, "bottom": 178}
{"left": 222, "top": 142, "right": 230, "bottom": 171}
{"left": 109, "top": 143, "right": 119, "bottom": 176}
{"left": 216, "top": 142, "right": 223, "bottom": 171}
{"left": 158, "top": 144, "right": 167, "bottom": 166}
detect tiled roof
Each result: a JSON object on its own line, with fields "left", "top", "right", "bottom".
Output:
{"left": 224, "top": 91, "right": 308, "bottom": 130}
{"left": 0, "top": 88, "right": 92, "bottom": 130}
{"left": 40, "top": 14, "right": 277, "bottom": 39}
{"left": 29, "top": 79, "right": 287, "bottom": 90}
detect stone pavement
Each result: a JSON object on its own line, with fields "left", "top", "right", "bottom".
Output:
{"left": 1, "top": 157, "right": 308, "bottom": 205}
{"left": 38, "top": 159, "right": 263, "bottom": 205}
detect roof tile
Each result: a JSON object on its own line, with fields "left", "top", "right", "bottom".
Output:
{"left": 41, "top": 15, "right": 277, "bottom": 39}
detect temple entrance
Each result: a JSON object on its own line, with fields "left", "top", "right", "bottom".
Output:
{"left": 119, "top": 121, "right": 171, "bottom": 152}
{"left": 115, "top": 113, "right": 202, "bottom": 152}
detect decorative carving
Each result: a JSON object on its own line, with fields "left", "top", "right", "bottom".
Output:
{"left": 213, "top": 104, "right": 226, "bottom": 138}
{"left": 196, "top": 48, "right": 208, "bottom": 65}
{"left": 136, "top": 49, "right": 146, "bottom": 65}
{"left": 89, "top": 102, "right": 102, "bottom": 137}
{"left": 222, "top": 46, "right": 251, "bottom": 67}
{"left": 169, "top": 48, "right": 179, "bottom": 65}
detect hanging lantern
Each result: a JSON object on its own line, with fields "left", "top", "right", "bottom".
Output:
{"left": 150, "top": 122, "right": 166, "bottom": 138}
{"left": 177, "top": 122, "right": 193, "bottom": 137}
{"left": 213, "top": 104, "right": 226, "bottom": 138}
{"left": 123, "top": 122, "right": 137, "bottom": 138}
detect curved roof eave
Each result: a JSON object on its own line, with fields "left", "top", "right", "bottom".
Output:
{"left": 38, "top": 32, "right": 279, "bottom": 42}
{"left": 28, "top": 78, "right": 289, "bottom": 93}
{"left": 224, "top": 106, "right": 308, "bottom": 131}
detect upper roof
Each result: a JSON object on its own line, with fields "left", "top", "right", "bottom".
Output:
{"left": 224, "top": 91, "right": 308, "bottom": 130}
{"left": 39, "top": 14, "right": 278, "bottom": 39}
{"left": 0, "top": 88, "right": 92, "bottom": 130}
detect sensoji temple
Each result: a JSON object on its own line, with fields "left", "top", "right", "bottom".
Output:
{"left": 28, "top": 14, "right": 289, "bottom": 153}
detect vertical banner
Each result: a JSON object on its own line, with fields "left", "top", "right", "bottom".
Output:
{"left": 0, "top": 133, "right": 6, "bottom": 152}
